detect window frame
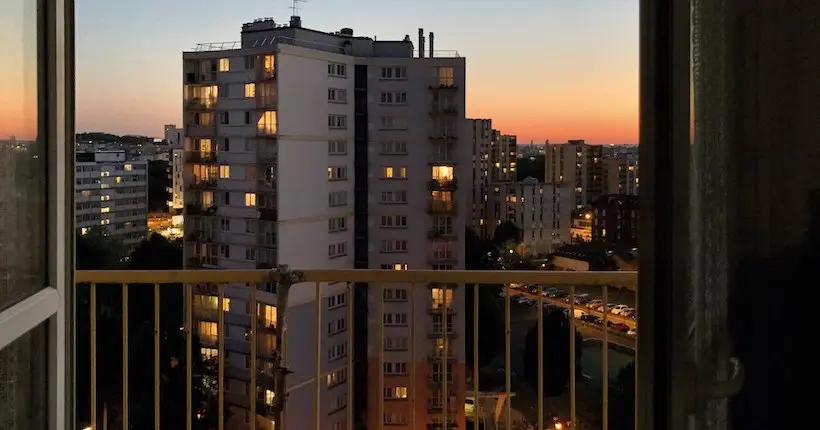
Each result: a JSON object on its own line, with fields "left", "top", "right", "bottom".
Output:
{"left": 0, "top": 1, "right": 73, "bottom": 429}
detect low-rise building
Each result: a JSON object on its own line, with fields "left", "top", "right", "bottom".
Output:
{"left": 75, "top": 150, "right": 149, "bottom": 247}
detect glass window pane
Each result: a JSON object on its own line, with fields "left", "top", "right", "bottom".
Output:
{"left": 0, "top": 322, "right": 48, "bottom": 429}
{"left": 0, "top": 0, "right": 47, "bottom": 312}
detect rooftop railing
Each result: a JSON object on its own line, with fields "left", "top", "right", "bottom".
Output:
{"left": 74, "top": 268, "right": 638, "bottom": 430}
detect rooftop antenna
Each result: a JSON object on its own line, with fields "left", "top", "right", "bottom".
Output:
{"left": 290, "top": 0, "right": 306, "bottom": 16}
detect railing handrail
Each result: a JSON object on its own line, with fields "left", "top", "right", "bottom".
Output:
{"left": 75, "top": 268, "right": 637, "bottom": 289}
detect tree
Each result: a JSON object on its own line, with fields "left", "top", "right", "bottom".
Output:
{"left": 493, "top": 221, "right": 521, "bottom": 247}
{"left": 76, "top": 226, "right": 127, "bottom": 269}
{"left": 148, "top": 160, "right": 171, "bottom": 212}
{"left": 464, "top": 228, "right": 505, "bottom": 372}
{"left": 523, "top": 309, "right": 584, "bottom": 397}
{"left": 606, "top": 362, "right": 635, "bottom": 430}
{"left": 76, "top": 233, "right": 227, "bottom": 428}
{"left": 516, "top": 154, "right": 546, "bottom": 182}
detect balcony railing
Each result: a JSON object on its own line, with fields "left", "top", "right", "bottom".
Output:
{"left": 73, "top": 268, "right": 637, "bottom": 430}
{"left": 427, "top": 178, "right": 458, "bottom": 191}
{"left": 429, "top": 104, "right": 459, "bottom": 116}
{"left": 185, "top": 151, "right": 217, "bottom": 163}
{"left": 429, "top": 77, "right": 457, "bottom": 89}
{"left": 186, "top": 96, "right": 217, "bottom": 110}
{"left": 427, "top": 199, "right": 457, "bottom": 215}
{"left": 187, "top": 178, "right": 218, "bottom": 190}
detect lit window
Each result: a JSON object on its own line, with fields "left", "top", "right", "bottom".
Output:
{"left": 219, "top": 58, "right": 230, "bottom": 72}
{"left": 124, "top": 164, "right": 133, "bottom": 171}
{"left": 219, "top": 165, "right": 230, "bottom": 179}
{"left": 264, "top": 389, "right": 275, "bottom": 406}
{"left": 382, "top": 166, "right": 407, "bottom": 179}
{"left": 431, "top": 165, "right": 454, "bottom": 180}
{"left": 245, "top": 193, "right": 257, "bottom": 207}
{"left": 244, "top": 83, "right": 256, "bottom": 98}
{"left": 100, "top": 207, "right": 110, "bottom": 214}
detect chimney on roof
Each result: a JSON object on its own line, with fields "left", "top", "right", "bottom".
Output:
{"left": 429, "top": 32, "right": 434, "bottom": 57}
{"left": 418, "top": 28, "right": 425, "bottom": 58}
{"left": 289, "top": 15, "right": 301, "bottom": 27}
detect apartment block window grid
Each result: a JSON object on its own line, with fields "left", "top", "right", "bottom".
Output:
{"left": 380, "top": 66, "right": 407, "bottom": 80}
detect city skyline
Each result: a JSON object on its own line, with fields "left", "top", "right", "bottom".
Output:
{"left": 65, "top": 0, "right": 638, "bottom": 144}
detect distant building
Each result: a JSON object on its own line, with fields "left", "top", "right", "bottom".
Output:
{"left": 545, "top": 139, "right": 605, "bottom": 208}
{"left": 183, "top": 16, "right": 469, "bottom": 430}
{"left": 75, "top": 150, "right": 149, "bottom": 247}
{"left": 570, "top": 207, "right": 593, "bottom": 243}
{"left": 603, "top": 156, "right": 639, "bottom": 195}
{"left": 469, "top": 120, "right": 517, "bottom": 238}
{"left": 164, "top": 124, "right": 184, "bottom": 146}
{"left": 591, "top": 194, "right": 639, "bottom": 248}
{"left": 497, "top": 177, "right": 573, "bottom": 256}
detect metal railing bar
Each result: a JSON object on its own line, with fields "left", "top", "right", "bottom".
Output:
{"left": 442, "top": 284, "right": 449, "bottom": 429}
{"left": 250, "top": 283, "right": 258, "bottom": 430}
{"left": 75, "top": 269, "right": 637, "bottom": 289}
{"left": 90, "top": 283, "right": 97, "bottom": 430}
{"left": 314, "top": 282, "right": 322, "bottom": 430}
{"left": 569, "top": 285, "right": 577, "bottom": 427}
{"left": 537, "top": 285, "right": 544, "bottom": 430}
{"left": 122, "top": 284, "right": 129, "bottom": 429}
{"left": 185, "top": 284, "right": 193, "bottom": 430}
{"left": 217, "top": 284, "right": 225, "bottom": 430}
{"left": 603, "top": 286, "right": 610, "bottom": 430}
{"left": 410, "top": 283, "right": 416, "bottom": 430}
{"left": 346, "top": 283, "right": 354, "bottom": 430}
{"left": 153, "top": 283, "right": 160, "bottom": 430}
{"left": 505, "top": 284, "right": 512, "bottom": 430}
{"left": 377, "top": 283, "right": 384, "bottom": 430}
{"left": 472, "top": 283, "right": 479, "bottom": 430}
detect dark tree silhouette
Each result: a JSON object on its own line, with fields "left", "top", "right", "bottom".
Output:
{"left": 606, "top": 362, "right": 635, "bottom": 430}
{"left": 147, "top": 160, "right": 171, "bottom": 212}
{"left": 464, "top": 228, "right": 505, "bottom": 372}
{"left": 493, "top": 221, "right": 521, "bottom": 247}
{"left": 76, "top": 233, "right": 226, "bottom": 429}
{"left": 516, "top": 154, "right": 546, "bottom": 182}
{"left": 523, "top": 309, "right": 584, "bottom": 396}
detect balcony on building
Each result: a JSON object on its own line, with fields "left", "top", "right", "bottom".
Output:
{"left": 257, "top": 111, "right": 278, "bottom": 138}
{"left": 185, "top": 149, "right": 217, "bottom": 163}
{"left": 427, "top": 177, "right": 458, "bottom": 191}
{"left": 427, "top": 227, "right": 458, "bottom": 241}
{"left": 185, "top": 119, "right": 217, "bottom": 138}
{"left": 429, "top": 102, "right": 458, "bottom": 117}
{"left": 427, "top": 196, "right": 456, "bottom": 215}
{"left": 256, "top": 54, "right": 276, "bottom": 80}
{"left": 428, "top": 75, "right": 457, "bottom": 90}
{"left": 258, "top": 207, "right": 277, "bottom": 221}
{"left": 187, "top": 176, "right": 218, "bottom": 190}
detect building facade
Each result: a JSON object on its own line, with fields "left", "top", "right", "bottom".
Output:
{"left": 591, "top": 194, "right": 639, "bottom": 248}
{"left": 469, "top": 119, "right": 517, "bottom": 239}
{"left": 182, "top": 16, "right": 468, "bottom": 430}
{"left": 603, "top": 155, "right": 639, "bottom": 195}
{"left": 497, "top": 178, "right": 573, "bottom": 256}
{"left": 545, "top": 139, "right": 605, "bottom": 208}
{"left": 75, "top": 151, "right": 149, "bottom": 247}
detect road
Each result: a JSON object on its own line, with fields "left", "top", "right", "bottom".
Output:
{"left": 487, "top": 299, "right": 635, "bottom": 428}
{"left": 507, "top": 288, "right": 637, "bottom": 329}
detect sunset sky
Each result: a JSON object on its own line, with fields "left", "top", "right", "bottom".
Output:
{"left": 5, "top": 0, "right": 639, "bottom": 144}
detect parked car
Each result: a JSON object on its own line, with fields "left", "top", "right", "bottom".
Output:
{"left": 580, "top": 314, "right": 603, "bottom": 325}
{"left": 611, "top": 322, "right": 631, "bottom": 333}
{"left": 611, "top": 304, "right": 630, "bottom": 315}
{"left": 587, "top": 299, "right": 603, "bottom": 310}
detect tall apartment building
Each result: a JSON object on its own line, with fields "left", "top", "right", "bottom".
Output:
{"left": 469, "top": 119, "right": 517, "bottom": 239}
{"left": 545, "top": 139, "right": 605, "bottom": 208}
{"left": 75, "top": 150, "right": 149, "bottom": 247}
{"left": 164, "top": 124, "right": 184, "bottom": 146}
{"left": 497, "top": 177, "right": 573, "bottom": 255}
{"left": 182, "top": 16, "right": 468, "bottom": 430}
{"left": 603, "top": 155, "right": 640, "bottom": 195}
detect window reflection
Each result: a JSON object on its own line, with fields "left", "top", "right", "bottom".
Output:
{"left": 0, "top": 1, "right": 48, "bottom": 426}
